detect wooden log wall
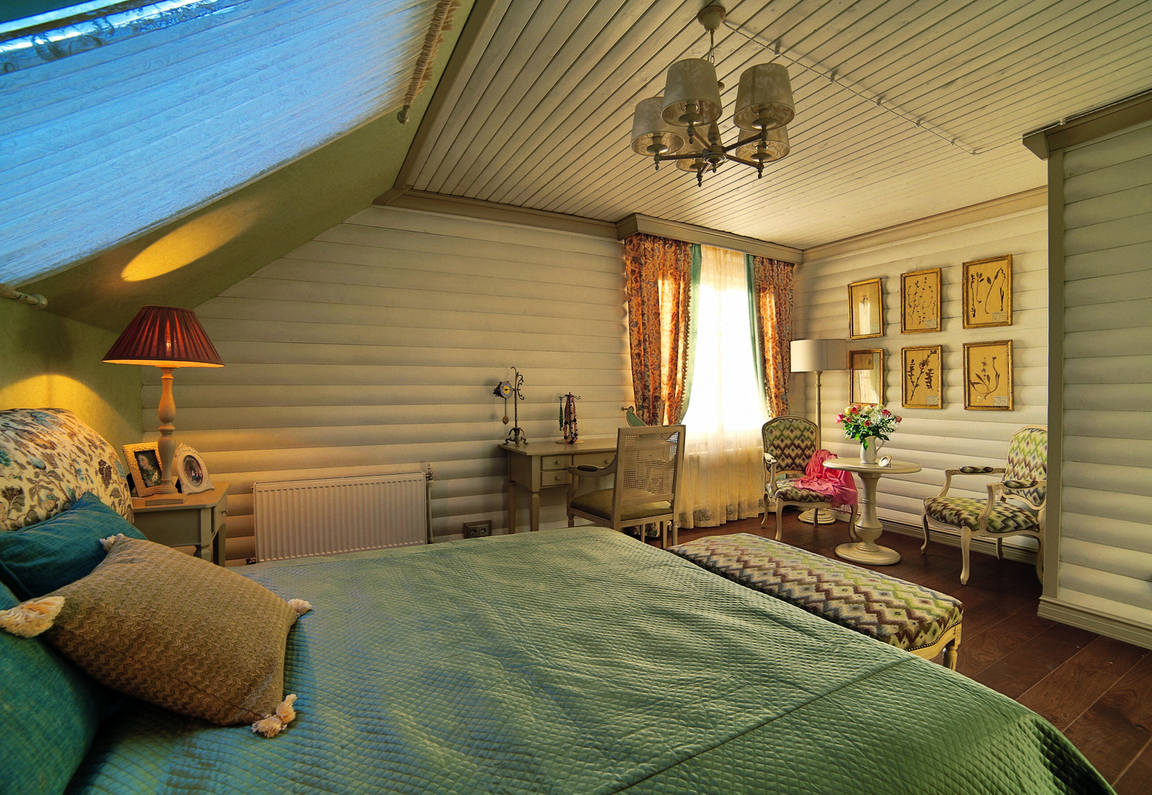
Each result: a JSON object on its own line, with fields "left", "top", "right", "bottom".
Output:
{"left": 142, "top": 206, "right": 630, "bottom": 561}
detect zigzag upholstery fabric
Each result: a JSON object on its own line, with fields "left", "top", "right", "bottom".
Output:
{"left": 773, "top": 484, "right": 828, "bottom": 502}
{"left": 1004, "top": 426, "right": 1047, "bottom": 505}
{"left": 924, "top": 496, "right": 1038, "bottom": 534}
{"left": 761, "top": 417, "right": 816, "bottom": 473}
{"left": 670, "top": 533, "right": 962, "bottom": 654}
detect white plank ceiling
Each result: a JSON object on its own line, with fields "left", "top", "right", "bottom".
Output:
{"left": 405, "top": 0, "right": 1152, "bottom": 248}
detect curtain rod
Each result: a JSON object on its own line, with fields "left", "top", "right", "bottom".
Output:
{"left": 1, "top": 283, "right": 47, "bottom": 308}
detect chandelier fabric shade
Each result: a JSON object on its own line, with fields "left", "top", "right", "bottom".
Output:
{"left": 629, "top": 4, "right": 795, "bottom": 185}
{"left": 631, "top": 97, "right": 686, "bottom": 156}
{"left": 733, "top": 63, "right": 794, "bottom": 131}
{"left": 735, "top": 125, "right": 790, "bottom": 164}
{"left": 661, "top": 58, "right": 723, "bottom": 129}
{"left": 103, "top": 307, "right": 224, "bottom": 369}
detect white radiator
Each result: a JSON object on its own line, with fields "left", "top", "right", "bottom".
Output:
{"left": 254, "top": 472, "right": 429, "bottom": 562}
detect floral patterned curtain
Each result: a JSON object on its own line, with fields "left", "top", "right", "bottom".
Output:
{"left": 623, "top": 233, "right": 693, "bottom": 425}
{"left": 749, "top": 255, "right": 796, "bottom": 418}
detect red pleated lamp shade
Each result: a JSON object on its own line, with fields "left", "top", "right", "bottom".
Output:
{"left": 103, "top": 306, "right": 223, "bottom": 368}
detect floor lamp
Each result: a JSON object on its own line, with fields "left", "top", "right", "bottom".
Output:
{"left": 790, "top": 338, "right": 847, "bottom": 525}
{"left": 104, "top": 306, "right": 223, "bottom": 503}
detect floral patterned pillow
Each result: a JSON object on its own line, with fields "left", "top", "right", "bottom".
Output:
{"left": 0, "top": 409, "right": 132, "bottom": 531}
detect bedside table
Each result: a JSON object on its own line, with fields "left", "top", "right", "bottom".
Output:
{"left": 132, "top": 482, "right": 229, "bottom": 566}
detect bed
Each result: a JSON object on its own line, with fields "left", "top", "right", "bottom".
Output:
{"left": 1, "top": 410, "right": 1111, "bottom": 793}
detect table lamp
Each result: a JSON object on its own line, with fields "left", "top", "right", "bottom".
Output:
{"left": 790, "top": 338, "right": 847, "bottom": 525}
{"left": 104, "top": 306, "right": 223, "bottom": 502}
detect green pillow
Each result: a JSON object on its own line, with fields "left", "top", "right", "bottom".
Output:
{"left": 0, "top": 580, "right": 109, "bottom": 794}
{"left": 0, "top": 492, "right": 145, "bottom": 599}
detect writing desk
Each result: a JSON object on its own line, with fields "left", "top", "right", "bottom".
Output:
{"left": 501, "top": 438, "right": 617, "bottom": 532}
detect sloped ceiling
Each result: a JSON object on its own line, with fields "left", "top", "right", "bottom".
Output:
{"left": 400, "top": 0, "right": 1152, "bottom": 249}
{"left": 21, "top": 0, "right": 1152, "bottom": 328}
{"left": 23, "top": 0, "right": 473, "bottom": 330}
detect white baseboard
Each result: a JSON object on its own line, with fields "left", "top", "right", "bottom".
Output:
{"left": 1038, "top": 596, "right": 1152, "bottom": 650}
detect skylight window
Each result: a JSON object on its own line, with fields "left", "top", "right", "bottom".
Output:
{"left": 0, "top": 0, "right": 446, "bottom": 286}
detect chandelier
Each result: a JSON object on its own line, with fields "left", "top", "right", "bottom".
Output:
{"left": 630, "top": 4, "right": 794, "bottom": 186}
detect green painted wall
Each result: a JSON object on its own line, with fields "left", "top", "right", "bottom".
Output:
{"left": 0, "top": 300, "right": 141, "bottom": 449}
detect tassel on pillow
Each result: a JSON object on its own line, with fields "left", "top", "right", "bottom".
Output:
{"left": 251, "top": 694, "right": 298, "bottom": 738}
{"left": 0, "top": 596, "right": 64, "bottom": 637}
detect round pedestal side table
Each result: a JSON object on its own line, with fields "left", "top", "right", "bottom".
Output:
{"left": 823, "top": 459, "right": 921, "bottom": 565}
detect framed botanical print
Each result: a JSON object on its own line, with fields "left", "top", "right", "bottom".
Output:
{"left": 849, "top": 348, "right": 885, "bottom": 405}
{"left": 900, "top": 267, "right": 941, "bottom": 333}
{"left": 964, "top": 340, "right": 1013, "bottom": 410}
{"left": 962, "top": 255, "right": 1012, "bottom": 328}
{"left": 848, "top": 278, "right": 884, "bottom": 339}
{"left": 902, "top": 345, "right": 943, "bottom": 409}
{"left": 123, "top": 441, "right": 164, "bottom": 497}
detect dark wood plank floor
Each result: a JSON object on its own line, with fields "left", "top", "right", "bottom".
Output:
{"left": 669, "top": 513, "right": 1151, "bottom": 792}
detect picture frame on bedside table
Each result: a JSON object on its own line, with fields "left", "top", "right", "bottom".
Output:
{"left": 123, "top": 442, "right": 164, "bottom": 497}
{"left": 175, "top": 443, "right": 214, "bottom": 494}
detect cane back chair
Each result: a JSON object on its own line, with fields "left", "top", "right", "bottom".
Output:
{"left": 567, "top": 425, "right": 685, "bottom": 548}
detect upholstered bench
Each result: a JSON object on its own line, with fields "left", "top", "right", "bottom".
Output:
{"left": 669, "top": 533, "right": 963, "bottom": 669}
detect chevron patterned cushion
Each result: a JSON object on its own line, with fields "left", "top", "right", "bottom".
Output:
{"left": 924, "top": 496, "right": 1039, "bottom": 534}
{"left": 762, "top": 419, "right": 817, "bottom": 474}
{"left": 34, "top": 536, "right": 303, "bottom": 729}
{"left": 773, "top": 482, "right": 829, "bottom": 503}
{"left": 669, "top": 534, "right": 962, "bottom": 653}
{"left": 1005, "top": 426, "right": 1047, "bottom": 505}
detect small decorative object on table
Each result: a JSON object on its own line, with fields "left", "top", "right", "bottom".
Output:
{"left": 558, "top": 392, "right": 580, "bottom": 444}
{"left": 175, "top": 443, "right": 213, "bottom": 494}
{"left": 493, "top": 367, "right": 527, "bottom": 446}
{"left": 836, "top": 404, "right": 902, "bottom": 464}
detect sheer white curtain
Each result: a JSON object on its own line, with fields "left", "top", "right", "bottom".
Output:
{"left": 679, "top": 245, "right": 766, "bottom": 528}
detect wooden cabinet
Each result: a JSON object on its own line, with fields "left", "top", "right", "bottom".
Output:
{"left": 132, "top": 483, "right": 229, "bottom": 566}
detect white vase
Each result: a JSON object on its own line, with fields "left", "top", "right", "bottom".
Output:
{"left": 859, "top": 439, "right": 879, "bottom": 464}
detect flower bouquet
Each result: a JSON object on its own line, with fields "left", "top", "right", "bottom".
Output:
{"left": 836, "top": 404, "right": 902, "bottom": 463}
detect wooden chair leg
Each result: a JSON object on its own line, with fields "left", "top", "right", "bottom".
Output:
{"left": 670, "top": 521, "right": 678, "bottom": 547}
{"left": 960, "top": 529, "right": 972, "bottom": 585}
{"left": 920, "top": 514, "right": 930, "bottom": 553}
{"left": 944, "top": 635, "right": 960, "bottom": 671}
{"left": 995, "top": 537, "right": 1003, "bottom": 560}
{"left": 775, "top": 503, "right": 784, "bottom": 540}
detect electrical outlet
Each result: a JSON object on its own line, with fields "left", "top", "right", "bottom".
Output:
{"left": 462, "top": 520, "right": 492, "bottom": 539}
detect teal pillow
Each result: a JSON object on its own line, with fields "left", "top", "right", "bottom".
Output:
{"left": 0, "top": 492, "right": 146, "bottom": 599}
{"left": 0, "top": 580, "right": 110, "bottom": 793}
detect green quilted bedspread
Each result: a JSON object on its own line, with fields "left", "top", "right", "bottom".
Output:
{"left": 69, "top": 528, "right": 1109, "bottom": 794}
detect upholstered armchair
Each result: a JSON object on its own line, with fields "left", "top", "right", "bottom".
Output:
{"left": 921, "top": 425, "right": 1047, "bottom": 585}
{"left": 567, "top": 425, "right": 685, "bottom": 548}
{"left": 762, "top": 416, "right": 858, "bottom": 542}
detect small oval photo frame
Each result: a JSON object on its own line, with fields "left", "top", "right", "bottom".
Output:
{"left": 175, "top": 443, "right": 213, "bottom": 494}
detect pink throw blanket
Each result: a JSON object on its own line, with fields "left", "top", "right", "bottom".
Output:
{"left": 793, "top": 449, "right": 857, "bottom": 507}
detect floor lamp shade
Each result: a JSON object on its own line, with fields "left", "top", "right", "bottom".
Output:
{"left": 104, "top": 307, "right": 222, "bottom": 499}
{"left": 791, "top": 339, "right": 847, "bottom": 373}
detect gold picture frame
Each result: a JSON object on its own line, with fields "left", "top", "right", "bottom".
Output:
{"left": 964, "top": 340, "right": 1013, "bottom": 410}
{"left": 900, "top": 267, "right": 941, "bottom": 333}
{"left": 848, "top": 277, "right": 884, "bottom": 339}
{"left": 123, "top": 441, "right": 164, "bottom": 497}
{"left": 962, "top": 255, "right": 1012, "bottom": 328}
{"left": 849, "top": 348, "right": 885, "bottom": 405}
{"left": 902, "top": 345, "right": 943, "bottom": 409}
